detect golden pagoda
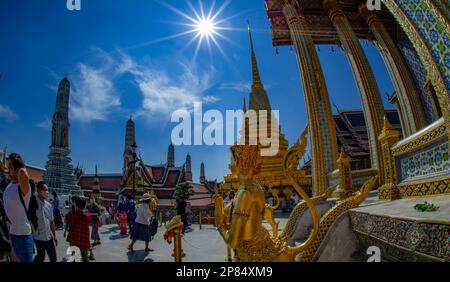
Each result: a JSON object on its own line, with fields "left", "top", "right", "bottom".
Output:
{"left": 221, "top": 26, "right": 310, "bottom": 201}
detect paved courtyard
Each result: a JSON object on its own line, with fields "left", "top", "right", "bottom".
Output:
{"left": 55, "top": 224, "right": 227, "bottom": 262}
{"left": 54, "top": 214, "right": 289, "bottom": 262}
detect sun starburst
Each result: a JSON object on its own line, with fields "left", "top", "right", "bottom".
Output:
{"left": 157, "top": 0, "right": 241, "bottom": 62}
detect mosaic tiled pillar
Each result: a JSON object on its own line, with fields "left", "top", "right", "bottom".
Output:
{"left": 381, "top": 0, "right": 449, "bottom": 130}
{"left": 282, "top": 1, "right": 339, "bottom": 196}
{"left": 323, "top": 0, "right": 386, "bottom": 184}
{"left": 360, "top": 6, "right": 429, "bottom": 136}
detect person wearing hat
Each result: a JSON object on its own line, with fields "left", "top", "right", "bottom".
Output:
{"left": 127, "top": 193, "right": 155, "bottom": 253}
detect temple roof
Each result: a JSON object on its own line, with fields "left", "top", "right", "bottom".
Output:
{"left": 78, "top": 174, "right": 122, "bottom": 190}
{"left": 328, "top": 109, "right": 401, "bottom": 159}
{"left": 265, "top": 0, "right": 398, "bottom": 45}
{"left": 188, "top": 183, "right": 214, "bottom": 207}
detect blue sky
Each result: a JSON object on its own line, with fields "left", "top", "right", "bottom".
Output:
{"left": 0, "top": 0, "right": 395, "bottom": 182}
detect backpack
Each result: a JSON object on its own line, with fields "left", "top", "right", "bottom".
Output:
{"left": 18, "top": 185, "right": 39, "bottom": 233}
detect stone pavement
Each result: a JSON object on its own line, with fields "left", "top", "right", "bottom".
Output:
{"left": 54, "top": 224, "right": 227, "bottom": 262}
{"left": 53, "top": 214, "right": 289, "bottom": 262}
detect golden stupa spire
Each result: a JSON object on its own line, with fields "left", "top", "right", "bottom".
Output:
{"left": 247, "top": 22, "right": 271, "bottom": 112}
{"left": 248, "top": 22, "right": 264, "bottom": 91}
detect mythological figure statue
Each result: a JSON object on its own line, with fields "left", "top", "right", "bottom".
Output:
{"left": 215, "top": 126, "right": 378, "bottom": 262}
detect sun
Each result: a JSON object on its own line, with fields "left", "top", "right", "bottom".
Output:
{"left": 195, "top": 17, "right": 216, "bottom": 38}
{"left": 155, "top": 0, "right": 241, "bottom": 62}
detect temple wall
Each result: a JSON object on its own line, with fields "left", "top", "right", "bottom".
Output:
{"left": 389, "top": 0, "right": 449, "bottom": 91}
{"left": 349, "top": 210, "right": 449, "bottom": 262}
{"left": 381, "top": 0, "right": 449, "bottom": 125}
{"left": 396, "top": 138, "right": 448, "bottom": 183}
{"left": 390, "top": 118, "right": 449, "bottom": 197}
{"left": 397, "top": 28, "right": 438, "bottom": 123}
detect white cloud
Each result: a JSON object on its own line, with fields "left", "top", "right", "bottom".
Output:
{"left": 37, "top": 116, "right": 52, "bottom": 130}
{"left": 0, "top": 104, "right": 18, "bottom": 122}
{"left": 70, "top": 61, "right": 121, "bottom": 123}
{"left": 117, "top": 53, "right": 219, "bottom": 121}
{"left": 220, "top": 82, "right": 250, "bottom": 93}
{"left": 203, "top": 96, "right": 221, "bottom": 104}
{"left": 63, "top": 48, "right": 219, "bottom": 124}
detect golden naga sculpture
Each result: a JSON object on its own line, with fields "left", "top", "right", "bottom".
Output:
{"left": 215, "top": 126, "right": 378, "bottom": 262}
{"left": 280, "top": 185, "right": 337, "bottom": 240}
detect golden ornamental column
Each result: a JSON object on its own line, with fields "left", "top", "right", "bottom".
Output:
{"left": 282, "top": 1, "right": 339, "bottom": 196}
{"left": 359, "top": 5, "right": 428, "bottom": 136}
{"left": 336, "top": 150, "right": 353, "bottom": 200}
{"left": 378, "top": 117, "right": 401, "bottom": 200}
{"left": 323, "top": 0, "right": 385, "bottom": 184}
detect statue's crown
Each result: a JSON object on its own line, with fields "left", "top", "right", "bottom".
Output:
{"left": 231, "top": 144, "right": 262, "bottom": 177}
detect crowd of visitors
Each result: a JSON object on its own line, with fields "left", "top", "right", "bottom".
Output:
{"left": 0, "top": 152, "right": 193, "bottom": 262}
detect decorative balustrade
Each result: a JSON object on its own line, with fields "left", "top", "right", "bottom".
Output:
{"left": 379, "top": 118, "right": 449, "bottom": 199}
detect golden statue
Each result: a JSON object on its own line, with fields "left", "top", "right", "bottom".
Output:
{"left": 216, "top": 126, "right": 378, "bottom": 262}
{"left": 149, "top": 189, "right": 158, "bottom": 212}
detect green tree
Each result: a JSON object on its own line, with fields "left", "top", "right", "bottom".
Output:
{"left": 174, "top": 182, "right": 195, "bottom": 200}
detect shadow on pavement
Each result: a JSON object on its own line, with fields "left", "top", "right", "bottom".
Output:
{"left": 110, "top": 234, "right": 130, "bottom": 240}
{"left": 127, "top": 250, "right": 153, "bottom": 262}
{"left": 101, "top": 226, "right": 120, "bottom": 235}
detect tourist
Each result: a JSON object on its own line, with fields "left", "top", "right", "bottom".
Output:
{"left": 52, "top": 190, "right": 64, "bottom": 230}
{"left": 2, "top": 153, "right": 34, "bottom": 262}
{"left": 87, "top": 197, "right": 101, "bottom": 246}
{"left": 33, "top": 181, "right": 57, "bottom": 262}
{"left": 0, "top": 197, "right": 18, "bottom": 262}
{"left": 126, "top": 196, "right": 136, "bottom": 236}
{"left": 116, "top": 195, "right": 128, "bottom": 234}
{"left": 109, "top": 205, "right": 116, "bottom": 225}
{"left": 65, "top": 197, "right": 93, "bottom": 262}
{"left": 128, "top": 193, "right": 155, "bottom": 253}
